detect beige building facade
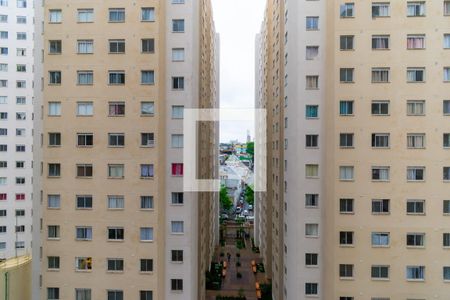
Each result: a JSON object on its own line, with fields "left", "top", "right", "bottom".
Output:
{"left": 256, "top": 0, "right": 450, "bottom": 299}
{"left": 32, "top": 0, "right": 219, "bottom": 300}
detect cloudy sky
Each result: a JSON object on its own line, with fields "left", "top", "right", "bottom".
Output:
{"left": 211, "top": 0, "right": 266, "bottom": 143}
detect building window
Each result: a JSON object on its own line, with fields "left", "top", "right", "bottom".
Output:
{"left": 340, "top": 68, "right": 354, "bottom": 83}
{"left": 407, "top": 2, "right": 426, "bottom": 17}
{"left": 47, "top": 288, "right": 59, "bottom": 300}
{"left": 306, "top": 75, "right": 319, "bottom": 89}
{"left": 305, "top": 194, "right": 319, "bottom": 208}
{"left": 305, "top": 283, "right": 318, "bottom": 295}
{"left": 305, "top": 46, "right": 319, "bottom": 60}
{"left": 140, "top": 133, "right": 154, "bottom": 147}
{"left": 48, "top": 163, "right": 61, "bottom": 177}
{"left": 109, "top": 8, "right": 125, "bottom": 22}
{"left": 444, "top": 167, "right": 450, "bottom": 181}
{"left": 172, "top": 77, "right": 184, "bottom": 90}
{"left": 142, "top": 39, "right": 155, "bottom": 53}
{"left": 406, "top": 266, "right": 425, "bottom": 280}
{"left": 171, "top": 279, "right": 183, "bottom": 291}
{"left": 372, "top": 35, "right": 389, "bottom": 49}
{"left": 407, "top": 133, "right": 425, "bottom": 148}
{"left": 407, "top": 34, "right": 425, "bottom": 49}
{"left": 76, "top": 164, "right": 93, "bottom": 177}
{"left": 340, "top": 35, "right": 354, "bottom": 50}
{"left": 77, "top": 133, "right": 93, "bottom": 147}
{"left": 141, "top": 7, "right": 155, "bottom": 21}
{"left": 445, "top": 1, "right": 450, "bottom": 15}
{"left": 444, "top": 34, "right": 450, "bottom": 49}
{"left": 107, "top": 258, "right": 124, "bottom": 272}
{"left": 109, "top": 71, "right": 125, "bottom": 85}
{"left": 172, "top": 19, "right": 185, "bottom": 32}
{"left": 108, "top": 102, "right": 125, "bottom": 117}
{"left": 76, "top": 226, "right": 92, "bottom": 241}
{"left": 305, "top": 164, "right": 319, "bottom": 178}
{"left": 372, "top": 166, "right": 390, "bottom": 181}
{"left": 140, "top": 291, "right": 153, "bottom": 300}
{"left": 371, "top": 198, "right": 390, "bottom": 214}
{"left": 109, "top": 39, "right": 125, "bottom": 54}
{"left": 407, "top": 100, "right": 425, "bottom": 115}
{"left": 77, "top": 102, "right": 93, "bottom": 116}
{"left": 305, "top": 105, "right": 318, "bottom": 118}
{"left": 141, "top": 102, "right": 154, "bottom": 116}
{"left": 108, "top": 133, "right": 125, "bottom": 147}
{"left": 141, "top": 71, "right": 155, "bottom": 85}
{"left": 444, "top": 133, "right": 450, "bottom": 148}
{"left": 407, "top": 233, "right": 425, "bottom": 247}
{"left": 171, "top": 134, "right": 183, "bottom": 148}
{"left": 77, "top": 40, "right": 93, "bottom": 54}
{"left": 16, "top": 16, "right": 26, "bottom": 23}
{"left": 371, "top": 101, "right": 389, "bottom": 115}
{"left": 76, "top": 195, "right": 92, "bottom": 209}
{"left": 75, "top": 257, "right": 92, "bottom": 271}
{"left": 407, "top": 68, "right": 425, "bottom": 82}
{"left": 339, "top": 101, "right": 353, "bottom": 116}
{"left": 305, "top": 253, "right": 318, "bottom": 266}
{"left": 372, "top": 2, "right": 390, "bottom": 17}
{"left": 49, "top": 9, "right": 62, "bottom": 23}
{"left": 172, "top": 106, "right": 184, "bottom": 119}
{"left": 305, "top": 135, "right": 318, "bottom": 148}
{"left": 77, "top": 9, "right": 93, "bottom": 22}
{"left": 444, "top": 233, "right": 450, "bottom": 247}
{"left": 407, "top": 199, "right": 425, "bottom": 215}
{"left": 445, "top": 67, "right": 450, "bottom": 82}
{"left": 16, "top": 48, "right": 26, "bottom": 56}
{"left": 306, "top": 16, "right": 319, "bottom": 30}
{"left": 372, "top": 68, "right": 390, "bottom": 83}
{"left": 171, "top": 163, "right": 183, "bottom": 176}
{"left": 108, "top": 164, "right": 124, "bottom": 178}
{"left": 49, "top": 71, "right": 61, "bottom": 85}
{"left": 372, "top": 133, "right": 389, "bottom": 148}
{"left": 107, "top": 290, "right": 123, "bottom": 300}
{"left": 77, "top": 71, "right": 93, "bottom": 85}
{"left": 407, "top": 167, "right": 425, "bottom": 181}
{"left": 140, "top": 227, "right": 154, "bottom": 241}
{"left": 372, "top": 266, "right": 389, "bottom": 279}
{"left": 171, "top": 192, "right": 184, "bottom": 205}
{"left": 140, "top": 259, "right": 153, "bottom": 272}
{"left": 372, "top": 232, "right": 390, "bottom": 246}
{"left": 141, "top": 164, "right": 154, "bottom": 178}
{"left": 48, "top": 102, "right": 61, "bottom": 116}
{"left": 171, "top": 221, "right": 184, "bottom": 234}
{"left": 48, "top": 133, "right": 61, "bottom": 146}
{"left": 339, "top": 264, "right": 354, "bottom": 278}
{"left": 340, "top": 133, "right": 354, "bottom": 148}
{"left": 340, "top": 3, "right": 354, "bottom": 18}
{"left": 171, "top": 250, "right": 183, "bottom": 262}
{"left": 140, "top": 196, "right": 154, "bottom": 209}
{"left": 48, "top": 256, "right": 60, "bottom": 270}
{"left": 340, "top": 231, "right": 354, "bottom": 245}
{"left": 108, "top": 227, "right": 124, "bottom": 240}
{"left": 339, "top": 166, "right": 354, "bottom": 181}
{"left": 48, "top": 225, "right": 60, "bottom": 239}
{"left": 107, "top": 196, "right": 124, "bottom": 209}
{"left": 305, "top": 224, "right": 319, "bottom": 237}
{"left": 340, "top": 198, "right": 354, "bottom": 213}
{"left": 49, "top": 40, "right": 61, "bottom": 54}
{"left": 47, "top": 194, "right": 60, "bottom": 208}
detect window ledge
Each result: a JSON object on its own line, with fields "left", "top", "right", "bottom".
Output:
{"left": 339, "top": 277, "right": 354, "bottom": 281}
{"left": 75, "top": 270, "right": 92, "bottom": 273}
{"left": 340, "top": 212, "right": 355, "bottom": 215}
{"left": 140, "top": 114, "right": 155, "bottom": 117}
{"left": 139, "top": 271, "right": 154, "bottom": 275}
{"left": 372, "top": 278, "right": 390, "bottom": 281}
{"left": 140, "top": 240, "right": 154, "bottom": 243}
{"left": 406, "top": 246, "right": 425, "bottom": 249}
{"left": 339, "top": 245, "right": 354, "bottom": 248}
{"left": 140, "top": 208, "right": 155, "bottom": 211}
{"left": 106, "top": 270, "right": 124, "bottom": 274}
{"left": 406, "top": 279, "right": 425, "bottom": 282}
{"left": 372, "top": 245, "right": 390, "bottom": 248}
{"left": 107, "top": 240, "right": 124, "bottom": 242}
{"left": 108, "top": 177, "right": 125, "bottom": 180}
{"left": 140, "top": 177, "right": 154, "bottom": 180}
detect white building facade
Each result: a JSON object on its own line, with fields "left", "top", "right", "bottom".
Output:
{"left": 0, "top": 0, "right": 34, "bottom": 259}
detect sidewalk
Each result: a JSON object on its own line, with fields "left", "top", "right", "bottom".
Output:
{"left": 206, "top": 240, "right": 266, "bottom": 300}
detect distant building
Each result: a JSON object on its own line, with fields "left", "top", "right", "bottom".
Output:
{"left": 0, "top": 255, "right": 31, "bottom": 300}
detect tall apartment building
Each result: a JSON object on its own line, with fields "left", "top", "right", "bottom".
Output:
{"left": 31, "top": 0, "right": 219, "bottom": 300}
{"left": 256, "top": 0, "right": 450, "bottom": 299}
{"left": 0, "top": 0, "right": 34, "bottom": 259}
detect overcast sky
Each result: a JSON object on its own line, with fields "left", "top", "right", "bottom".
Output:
{"left": 211, "top": 0, "right": 266, "bottom": 143}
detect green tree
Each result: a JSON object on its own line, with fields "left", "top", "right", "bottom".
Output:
{"left": 220, "top": 185, "right": 233, "bottom": 211}
{"left": 244, "top": 185, "right": 254, "bottom": 206}
{"left": 246, "top": 141, "right": 254, "bottom": 161}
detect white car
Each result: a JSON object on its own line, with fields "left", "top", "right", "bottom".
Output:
{"left": 243, "top": 210, "right": 249, "bottom": 216}
{"left": 236, "top": 207, "right": 242, "bottom": 214}
{"left": 248, "top": 204, "right": 253, "bottom": 211}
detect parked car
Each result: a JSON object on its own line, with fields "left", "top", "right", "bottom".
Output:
{"left": 248, "top": 204, "right": 253, "bottom": 211}
{"left": 243, "top": 210, "right": 249, "bottom": 216}
{"left": 236, "top": 207, "right": 242, "bottom": 214}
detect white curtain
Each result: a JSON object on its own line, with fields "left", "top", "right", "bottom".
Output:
{"left": 109, "top": 165, "right": 124, "bottom": 177}
{"left": 140, "top": 228, "right": 153, "bottom": 240}
{"left": 171, "top": 221, "right": 184, "bottom": 233}
{"left": 78, "top": 10, "right": 93, "bottom": 22}
{"left": 406, "top": 266, "right": 424, "bottom": 279}
{"left": 340, "top": 167, "right": 353, "bottom": 180}
{"left": 142, "top": 8, "right": 155, "bottom": 21}
{"left": 407, "top": 36, "right": 425, "bottom": 49}
{"left": 77, "top": 41, "right": 93, "bottom": 53}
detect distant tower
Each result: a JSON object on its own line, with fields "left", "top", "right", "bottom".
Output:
{"left": 246, "top": 130, "right": 251, "bottom": 143}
